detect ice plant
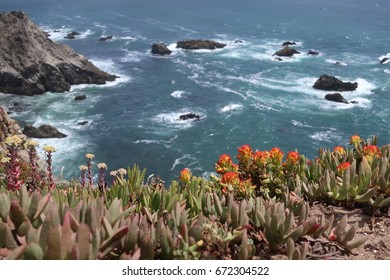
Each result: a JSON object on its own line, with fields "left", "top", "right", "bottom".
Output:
{"left": 220, "top": 171, "right": 240, "bottom": 193}
{"left": 179, "top": 168, "right": 192, "bottom": 184}
{"left": 4, "top": 135, "right": 23, "bottom": 191}
{"left": 97, "top": 162, "right": 107, "bottom": 191}
{"left": 350, "top": 135, "right": 362, "bottom": 147}
{"left": 43, "top": 145, "right": 56, "bottom": 190}
{"left": 337, "top": 162, "right": 351, "bottom": 174}
{"left": 79, "top": 165, "right": 88, "bottom": 188}
{"left": 25, "top": 139, "right": 39, "bottom": 190}
{"left": 215, "top": 154, "right": 238, "bottom": 174}
{"left": 85, "top": 153, "right": 95, "bottom": 187}
{"left": 285, "top": 151, "right": 300, "bottom": 165}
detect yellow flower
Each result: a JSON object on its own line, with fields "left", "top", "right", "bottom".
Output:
{"left": 98, "top": 163, "right": 107, "bottom": 170}
{"left": 349, "top": 135, "right": 362, "bottom": 146}
{"left": 85, "top": 153, "right": 95, "bottom": 160}
{"left": 43, "top": 145, "right": 56, "bottom": 153}
{"left": 117, "top": 168, "right": 127, "bottom": 175}
{"left": 5, "top": 135, "right": 22, "bottom": 147}
{"left": 0, "top": 156, "right": 11, "bottom": 163}
{"left": 24, "top": 139, "right": 39, "bottom": 148}
{"left": 79, "top": 165, "right": 88, "bottom": 171}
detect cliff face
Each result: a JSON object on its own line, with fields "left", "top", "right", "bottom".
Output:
{"left": 0, "top": 11, "right": 117, "bottom": 96}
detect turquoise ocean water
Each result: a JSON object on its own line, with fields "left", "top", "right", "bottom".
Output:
{"left": 1, "top": 0, "right": 390, "bottom": 183}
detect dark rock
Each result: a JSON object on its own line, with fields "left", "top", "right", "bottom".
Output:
{"left": 64, "top": 31, "right": 80, "bottom": 39}
{"left": 307, "top": 50, "right": 319, "bottom": 55}
{"left": 179, "top": 113, "right": 200, "bottom": 121}
{"left": 23, "top": 124, "right": 67, "bottom": 138}
{"left": 151, "top": 43, "right": 172, "bottom": 55}
{"left": 313, "top": 74, "right": 358, "bottom": 91}
{"left": 77, "top": 121, "right": 88, "bottom": 126}
{"left": 274, "top": 57, "right": 283, "bottom": 62}
{"left": 380, "top": 57, "right": 390, "bottom": 64}
{"left": 234, "top": 40, "right": 244, "bottom": 44}
{"left": 0, "top": 11, "right": 117, "bottom": 95}
{"left": 176, "top": 40, "right": 226, "bottom": 50}
{"left": 99, "top": 35, "right": 113, "bottom": 42}
{"left": 325, "top": 93, "right": 349, "bottom": 104}
{"left": 273, "top": 46, "right": 300, "bottom": 57}
{"left": 75, "top": 95, "right": 86, "bottom": 101}
{"left": 282, "top": 41, "right": 296, "bottom": 47}
{"left": 350, "top": 100, "right": 358, "bottom": 104}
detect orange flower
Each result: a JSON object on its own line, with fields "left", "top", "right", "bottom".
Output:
{"left": 285, "top": 151, "right": 300, "bottom": 165}
{"left": 333, "top": 146, "right": 346, "bottom": 155}
{"left": 179, "top": 168, "right": 192, "bottom": 183}
{"left": 215, "top": 154, "right": 238, "bottom": 174}
{"left": 253, "top": 150, "right": 270, "bottom": 167}
{"left": 270, "top": 147, "right": 284, "bottom": 165}
{"left": 349, "top": 135, "right": 361, "bottom": 146}
{"left": 221, "top": 172, "right": 240, "bottom": 185}
{"left": 363, "top": 145, "right": 381, "bottom": 158}
{"left": 337, "top": 162, "right": 351, "bottom": 173}
{"left": 237, "top": 144, "right": 253, "bottom": 165}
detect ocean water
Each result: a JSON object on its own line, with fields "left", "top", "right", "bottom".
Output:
{"left": 1, "top": 0, "right": 390, "bottom": 183}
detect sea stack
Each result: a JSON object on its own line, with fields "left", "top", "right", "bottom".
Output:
{"left": 0, "top": 11, "right": 117, "bottom": 96}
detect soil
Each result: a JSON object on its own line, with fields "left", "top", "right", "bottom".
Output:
{"left": 271, "top": 203, "right": 390, "bottom": 260}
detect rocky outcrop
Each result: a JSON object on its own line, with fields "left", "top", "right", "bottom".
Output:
{"left": 23, "top": 124, "right": 67, "bottom": 138}
{"left": 0, "top": 11, "right": 117, "bottom": 96}
{"left": 99, "top": 35, "right": 113, "bottom": 42}
{"left": 273, "top": 46, "right": 300, "bottom": 57}
{"left": 176, "top": 40, "right": 226, "bottom": 50}
{"left": 325, "top": 93, "right": 349, "bottom": 104}
{"left": 151, "top": 43, "right": 172, "bottom": 55}
{"left": 75, "top": 95, "right": 86, "bottom": 101}
{"left": 307, "top": 50, "right": 319, "bottom": 55}
{"left": 179, "top": 113, "right": 200, "bottom": 121}
{"left": 64, "top": 31, "right": 80, "bottom": 39}
{"left": 282, "top": 41, "right": 296, "bottom": 47}
{"left": 380, "top": 57, "right": 390, "bottom": 64}
{"left": 313, "top": 74, "right": 358, "bottom": 91}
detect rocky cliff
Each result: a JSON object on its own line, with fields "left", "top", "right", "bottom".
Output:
{"left": 0, "top": 11, "right": 117, "bottom": 95}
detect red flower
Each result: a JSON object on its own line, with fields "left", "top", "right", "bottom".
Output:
{"left": 363, "top": 145, "right": 381, "bottom": 158}
{"left": 333, "top": 146, "right": 346, "bottom": 155}
{"left": 221, "top": 172, "right": 240, "bottom": 185}
{"left": 179, "top": 168, "right": 192, "bottom": 183}
{"left": 253, "top": 150, "right": 270, "bottom": 167}
{"left": 337, "top": 162, "right": 351, "bottom": 173}
{"left": 270, "top": 147, "right": 284, "bottom": 165}
{"left": 237, "top": 145, "right": 253, "bottom": 165}
{"left": 215, "top": 154, "right": 238, "bottom": 174}
{"left": 349, "top": 135, "right": 361, "bottom": 146}
{"left": 285, "top": 151, "right": 300, "bottom": 165}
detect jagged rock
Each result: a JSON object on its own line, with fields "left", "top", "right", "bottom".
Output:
{"left": 325, "top": 93, "right": 349, "bottom": 104}
{"left": 99, "top": 35, "right": 113, "bottom": 42}
{"left": 77, "top": 121, "right": 88, "bottom": 126}
{"left": 179, "top": 113, "right": 200, "bottom": 121}
{"left": 176, "top": 40, "right": 226, "bottom": 50}
{"left": 75, "top": 95, "right": 86, "bottom": 101}
{"left": 273, "top": 46, "right": 300, "bottom": 57}
{"left": 234, "top": 40, "right": 244, "bottom": 44}
{"left": 282, "top": 41, "right": 296, "bottom": 46}
{"left": 64, "top": 31, "right": 80, "bottom": 39}
{"left": 151, "top": 43, "right": 172, "bottom": 55}
{"left": 313, "top": 74, "right": 358, "bottom": 91}
{"left": 307, "top": 50, "right": 319, "bottom": 55}
{"left": 0, "top": 11, "right": 117, "bottom": 95}
{"left": 274, "top": 57, "right": 283, "bottom": 62}
{"left": 23, "top": 124, "right": 67, "bottom": 138}
{"left": 380, "top": 57, "right": 390, "bottom": 64}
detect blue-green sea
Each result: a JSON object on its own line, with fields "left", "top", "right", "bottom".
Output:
{"left": 1, "top": 0, "right": 390, "bottom": 183}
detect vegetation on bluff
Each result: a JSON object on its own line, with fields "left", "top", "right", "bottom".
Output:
{"left": 0, "top": 134, "right": 389, "bottom": 260}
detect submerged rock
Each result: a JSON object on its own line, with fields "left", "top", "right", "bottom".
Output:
{"left": 273, "top": 46, "right": 300, "bottom": 57}
{"left": 151, "top": 43, "right": 172, "bottom": 55}
{"left": 380, "top": 57, "right": 390, "bottom": 64}
{"left": 176, "top": 39, "right": 226, "bottom": 50}
{"left": 325, "top": 93, "right": 349, "bottom": 104}
{"left": 64, "top": 31, "right": 80, "bottom": 39}
{"left": 0, "top": 11, "right": 117, "bottom": 96}
{"left": 313, "top": 74, "right": 358, "bottom": 91}
{"left": 99, "top": 35, "right": 113, "bottom": 42}
{"left": 23, "top": 124, "right": 67, "bottom": 138}
{"left": 307, "top": 50, "right": 319, "bottom": 55}
{"left": 179, "top": 113, "right": 200, "bottom": 121}
{"left": 282, "top": 41, "right": 296, "bottom": 46}
{"left": 75, "top": 95, "right": 87, "bottom": 101}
